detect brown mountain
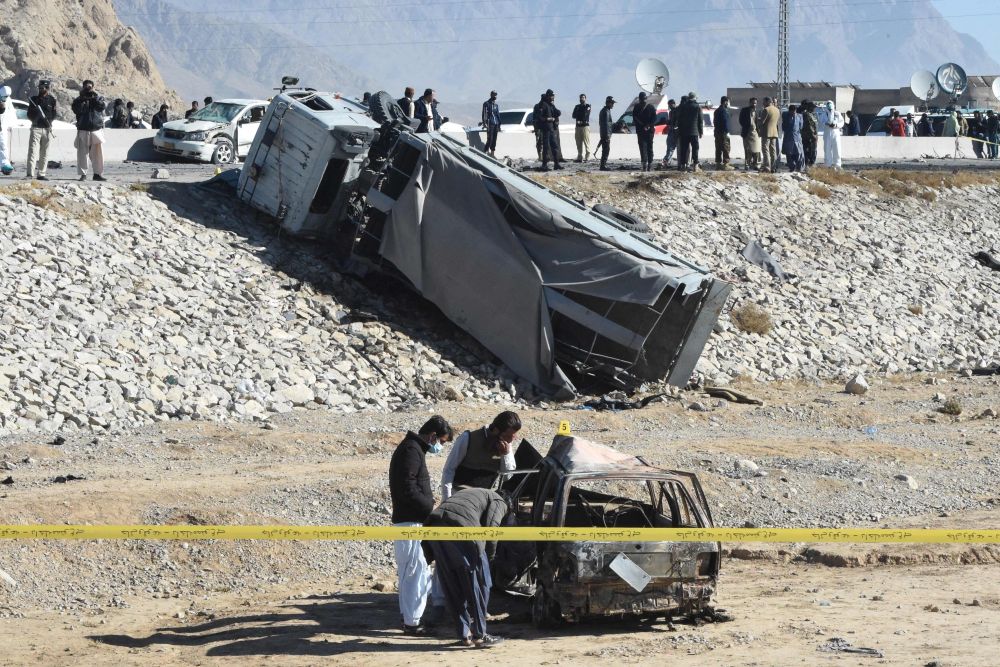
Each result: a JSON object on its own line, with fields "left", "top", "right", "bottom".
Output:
{"left": 0, "top": 0, "right": 181, "bottom": 118}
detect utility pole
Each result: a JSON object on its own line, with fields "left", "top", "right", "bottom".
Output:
{"left": 777, "top": 0, "right": 790, "bottom": 108}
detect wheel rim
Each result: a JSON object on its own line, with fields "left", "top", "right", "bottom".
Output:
{"left": 217, "top": 142, "right": 233, "bottom": 163}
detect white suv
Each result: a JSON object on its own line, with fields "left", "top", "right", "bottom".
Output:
{"left": 154, "top": 99, "right": 268, "bottom": 164}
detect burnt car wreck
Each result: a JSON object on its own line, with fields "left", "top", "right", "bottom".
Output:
{"left": 237, "top": 90, "right": 731, "bottom": 396}
{"left": 494, "top": 435, "right": 721, "bottom": 626}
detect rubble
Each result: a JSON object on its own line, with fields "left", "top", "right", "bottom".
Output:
{"left": 845, "top": 373, "right": 869, "bottom": 395}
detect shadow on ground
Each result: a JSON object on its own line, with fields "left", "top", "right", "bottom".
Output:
{"left": 141, "top": 178, "right": 519, "bottom": 401}
{"left": 90, "top": 590, "right": 678, "bottom": 658}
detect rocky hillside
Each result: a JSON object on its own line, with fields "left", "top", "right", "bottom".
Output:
{"left": 0, "top": 0, "right": 181, "bottom": 118}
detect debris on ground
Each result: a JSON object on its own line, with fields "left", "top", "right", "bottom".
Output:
{"left": 818, "top": 637, "right": 884, "bottom": 658}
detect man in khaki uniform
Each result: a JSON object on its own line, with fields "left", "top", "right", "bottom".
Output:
{"left": 26, "top": 80, "right": 57, "bottom": 180}
{"left": 758, "top": 97, "right": 781, "bottom": 173}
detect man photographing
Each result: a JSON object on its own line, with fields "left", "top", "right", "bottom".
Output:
{"left": 71, "top": 80, "right": 107, "bottom": 181}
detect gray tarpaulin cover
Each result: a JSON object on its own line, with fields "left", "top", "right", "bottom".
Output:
{"left": 378, "top": 141, "right": 697, "bottom": 396}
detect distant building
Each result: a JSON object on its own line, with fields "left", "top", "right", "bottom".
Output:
{"left": 727, "top": 76, "right": 1000, "bottom": 132}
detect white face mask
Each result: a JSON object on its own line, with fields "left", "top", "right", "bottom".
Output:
{"left": 428, "top": 439, "right": 443, "bottom": 455}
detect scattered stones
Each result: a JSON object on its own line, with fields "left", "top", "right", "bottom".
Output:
{"left": 688, "top": 401, "right": 711, "bottom": 412}
{"left": 734, "top": 459, "right": 760, "bottom": 477}
{"left": 894, "top": 474, "right": 919, "bottom": 490}
{"left": 152, "top": 168, "right": 171, "bottom": 179}
{"left": 845, "top": 374, "right": 869, "bottom": 395}
{"left": 371, "top": 580, "right": 393, "bottom": 592}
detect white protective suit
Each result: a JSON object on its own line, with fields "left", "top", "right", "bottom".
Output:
{"left": 821, "top": 102, "right": 843, "bottom": 169}
{"left": 0, "top": 85, "right": 15, "bottom": 174}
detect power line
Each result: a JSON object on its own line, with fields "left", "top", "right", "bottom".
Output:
{"left": 162, "top": 10, "right": 1000, "bottom": 52}
{"left": 118, "top": 0, "right": 981, "bottom": 28}
{"left": 115, "top": 0, "right": 978, "bottom": 20}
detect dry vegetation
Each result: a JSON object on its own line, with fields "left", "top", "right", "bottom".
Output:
{"left": 803, "top": 181, "right": 832, "bottom": 199}
{"left": 907, "top": 304, "right": 925, "bottom": 316}
{"left": 808, "top": 167, "right": 1000, "bottom": 203}
{"left": 0, "top": 181, "right": 105, "bottom": 227}
{"left": 940, "top": 397, "right": 963, "bottom": 416}
{"left": 731, "top": 302, "right": 773, "bottom": 335}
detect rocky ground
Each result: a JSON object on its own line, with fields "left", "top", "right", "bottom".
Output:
{"left": 0, "top": 166, "right": 998, "bottom": 665}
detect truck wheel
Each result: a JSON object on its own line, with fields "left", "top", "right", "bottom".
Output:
{"left": 212, "top": 137, "right": 236, "bottom": 164}
{"left": 592, "top": 203, "right": 651, "bottom": 233}
{"left": 368, "top": 91, "right": 408, "bottom": 125}
{"left": 531, "top": 585, "right": 561, "bottom": 628}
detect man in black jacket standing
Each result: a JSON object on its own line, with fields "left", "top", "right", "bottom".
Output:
{"left": 571, "top": 93, "right": 592, "bottom": 162}
{"left": 26, "top": 79, "right": 57, "bottom": 181}
{"left": 537, "top": 89, "right": 562, "bottom": 171}
{"left": 423, "top": 487, "right": 508, "bottom": 647}
{"left": 598, "top": 96, "right": 615, "bottom": 170}
{"left": 633, "top": 91, "right": 657, "bottom": 171}
{"left": 71, "top": 80, "right": 107, "bottom": 181}
{"left": 713, "top": 96, "right": 733, "bottom": 170}
{"left": 481, "top": 90, "right": 501, "bottom": 157}
{"left": 675, "top": 91, "right": 704, "bottom": 172}
{"left": 389, "top": 415, "right": 454, "bottom": 635}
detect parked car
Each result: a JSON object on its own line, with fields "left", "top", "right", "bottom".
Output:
{"left": 9, "top": 99, "right": 75, "bottom": 129}
{"left": 466, "top": 108, "right": 574, "bottom": 133}
{"left": 153, "top": 99, "right": 268, "bottom": 163}
{"left": 493, "top": 435, "right": 721, "bottom": 626}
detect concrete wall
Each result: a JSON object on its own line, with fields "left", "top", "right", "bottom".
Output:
{"left": 8, "top": 128, "right": 160, "bottom": 164}
{"left": 463, "top": 130, "right": 977, "bottom": 162}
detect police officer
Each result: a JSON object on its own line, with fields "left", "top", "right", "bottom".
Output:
{"left": 633, "top": 91, "right": 657, "bottom": 171}
{"left": 26, "top": 79, "right": 57, "bottom": 180}
{"left": 481, "top": 90, "right": 500, "bottom": 157}
{"left": 598, "top": 95, "right": 615, "bottom": 171}
{"left": 537, "top": 89, "right": 562, "bottom": 171}
{"left": 571, "top": 93, "right": 592, "bottom": 162}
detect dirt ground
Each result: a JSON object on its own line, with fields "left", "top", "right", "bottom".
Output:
{"left": 1, "top": 375, "right": 999, "bottom": 665}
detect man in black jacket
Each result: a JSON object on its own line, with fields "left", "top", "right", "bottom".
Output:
{"left": 633, "top": 91, "right": 657, "bottom": 171}
{"left": 71, "top": 80, "right": 107, "bottom": 181}
{"left": 481, "top": 90, "right": 501, "bottom": 157}
{"left": 26, "top": 79, "right": 57, "bottom": 180}
{"left": 571, "top": 93, "right": 592, "bottom": 162}
{"left": 660, "top": 98, "right": 678, "bottom": 167}
{"left": 151, "top": 104, "right": 170, "bottom": 129}
{"left": 674, "top": 91, "right": 704, "bottom": 172}
{"left": 415, "top": 88, "right": 446, "bottom": 133}
{"left": 713, "top": 96, "right": 733, "bottom": 170}
{"left": 423, "top": 487, "right": 508, "bottom": 647}
{"left": 537, "top": 89, "right": 562, "bottom": 171}
{"left": 597, "top": 96, "right": 615, "bottom": 170}
{"left": 389, "top": 415, "right": 454, "bottom": 635}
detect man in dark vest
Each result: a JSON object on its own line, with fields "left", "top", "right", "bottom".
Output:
{"left": 633, "top": 91, "right": 657, "bottom": 171}
{"left": 440, "top": 411, "right": 521, "bottom": 500}
{"left": 389, "top": 415, "right": 453, "bottom": 635}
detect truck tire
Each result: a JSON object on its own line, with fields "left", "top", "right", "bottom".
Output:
{"left": 368, "top": 91, "right": 408, "bottom": 125}
{"left": 212, "top": 136, "right": 236, "bottom": 164}
{"left": 531, "top": 585, "right": 562, "bottom": 628}
{"left": 592, "top": 203, "right": 651, "bottom": 233}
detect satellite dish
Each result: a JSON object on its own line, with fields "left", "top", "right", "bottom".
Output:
{"left": 910, "top": 70, "right": 939, "bottom": 102}
{"left": 635, "top": 58, "right": 670, "bottom": 95}
{"left": 992, "top": 77, "right": 1000, "bottom": 100}
{"left": 936, "top": 62, "right": 968, "bottom": 96}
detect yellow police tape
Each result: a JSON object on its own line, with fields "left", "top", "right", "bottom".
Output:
{"left": 0, "top": 525, "right": 998, "bottom": 543}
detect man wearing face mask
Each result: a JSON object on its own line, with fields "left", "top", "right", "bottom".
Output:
{"left": 389, "top": 415, "right": 454, "bottom": 635}
{"left": 440, "top": 411, "right": 520, "bottom": 500}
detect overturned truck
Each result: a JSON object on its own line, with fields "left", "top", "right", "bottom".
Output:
{"left": 237, "top": 91, "right": 731, "bottom": 396}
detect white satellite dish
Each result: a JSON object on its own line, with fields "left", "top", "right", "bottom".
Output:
{"left": 991, "top": 77, "right": 1000, "bottom": 100}
{"left": 910, "top": 70, "right": 939, "bottom": 102}
{"left": 635, "top": 58, "right": 670, "bottom": 95}
{"left": 936, "top": 62, "right": 968, "bottom": 96}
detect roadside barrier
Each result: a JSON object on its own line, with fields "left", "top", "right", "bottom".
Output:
{"left": 1, "top": 526, "right": 997, "bottom": 543}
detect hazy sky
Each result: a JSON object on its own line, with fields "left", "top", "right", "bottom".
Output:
{"left": 931, "top": 0, "right": 1000, "bottom": 67}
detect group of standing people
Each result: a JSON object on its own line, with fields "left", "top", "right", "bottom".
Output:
{"left": 388, "top": 411, "right": 523, "bottom": 648}
{"left": 398, "top": 87, "right": 450, "bottom": 135}
{"left": 737, "top": 97, "right": 844, "bottom": 173}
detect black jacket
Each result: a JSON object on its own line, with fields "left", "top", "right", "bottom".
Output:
{"left": 27, "top": 94, "right": 57, "bottom": 129}
{"left": 846, "top": 115, "right": 862, "bottom": 136}
{"left": 151, "top": 111, "right": 168, "bottom": 129}
{"left": 424, "top": 487, "right": 507, "bottom": 558}
{"left": 414, "top": 98, "right": 441, "bottom": 133}
{"left": 71, "top": 92, "right": 107, "bottom": 131}
{"left": 572, "top": 102, "right": 591, "bottom": 126}
{"left": 599, "top": 106, "right": 614, "bottom": 138}
{"left": 987, "top": 115, "right": 1000, "bottom": 134}
{"left": 634, "top": 101, "right": 657, "bottom": 134}
{"left": 389, "top": 431, "right": 435, "bottom": 524}
{"left": 738, "top": 106, "right": 755, "bottom": 137}
{"left": 674, "top": 97, "right": 703, "bottom": 137}
{"left": 536, "top": 100, "right": 560, "bottom": 132}
{"left": 713, "top": 106, "right": 731, "bottom": 135}
{"left": 110, "top": 104, "right": 128, "bottom": 129}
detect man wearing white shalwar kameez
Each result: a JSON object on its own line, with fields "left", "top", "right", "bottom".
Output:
{"left": 821, "top": 101, "right": 843, "bottom": 169}
{"left": 0, "top": 86, "right": 16, "bottom": 175}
